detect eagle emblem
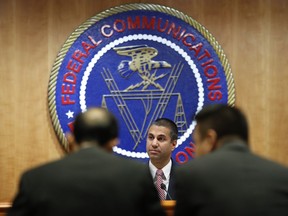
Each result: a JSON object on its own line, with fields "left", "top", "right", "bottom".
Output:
{"left": 114, "top": 45, "right": 171, "bottom": 90}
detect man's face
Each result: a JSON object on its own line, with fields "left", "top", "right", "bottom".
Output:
{"left": 146, "top": 125, "right": 176, "bottom": 163}
{"left": 193, "top": 124, "right": 214, "bottom": 157}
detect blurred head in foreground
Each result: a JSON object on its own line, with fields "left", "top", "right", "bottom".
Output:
{"left": 193, "top": 104, "right": 248, "bottom": 157}
{"left": 68, "top": 107, "right": 119, "bottom": 153}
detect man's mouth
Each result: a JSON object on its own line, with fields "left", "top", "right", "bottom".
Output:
{"left": 149, "top": 150, "right": 160, "bottom": 154}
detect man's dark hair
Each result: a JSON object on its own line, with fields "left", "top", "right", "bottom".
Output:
{"left": 195, "top": 104, "right": 249, "bottom": 142}
{"left": 73, "top": 107, "right": 118, "bottom": 146}
{"left": 151, "top": 118, "right": 178, "bottom": 141}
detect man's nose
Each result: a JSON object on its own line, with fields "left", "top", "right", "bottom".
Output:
{"left": 151, "top": 138, "right": 158, "bottom": 146}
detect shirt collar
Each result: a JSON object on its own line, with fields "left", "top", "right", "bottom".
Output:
{"left": 149, "top": 159, "right": 172, "bottom": 180}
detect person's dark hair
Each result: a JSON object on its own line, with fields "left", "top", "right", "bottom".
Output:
{"left": 151, "top": 118, "right": 178, "bottom": 141}
{"left": 195, "top": 104, "right": 249, "bottom": 142}
{"left": 73, "top": 107, "right": 118, "bottom": 146}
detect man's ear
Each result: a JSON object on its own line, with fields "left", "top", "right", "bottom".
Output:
{"left": 105, "top": 138, "right": 119, "bottom": 152}
{"left": 206, "top": 129, "right": 218, "bottom": 152}
{"left": 171, "top": 139, "right": 177, "bottom": 151}
{"left": 66, "top": 133, "right": 79, "bottom": 153}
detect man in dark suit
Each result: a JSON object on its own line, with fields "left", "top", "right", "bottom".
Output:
{"left": 8, "top": 107, "right": 166, "bottom": 216}
{"left": 146, "top": 118, "right": 177, "bottom": 200}
{"left": 174, "top": 104, "right": 288, "bottom": 216}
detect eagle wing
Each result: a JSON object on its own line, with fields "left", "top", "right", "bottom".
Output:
{"left": 114, "top": 45, "right": 158, "bottom": 63}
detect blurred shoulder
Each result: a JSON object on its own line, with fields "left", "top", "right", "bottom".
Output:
{"left": 21, "top": 157, "right": 65, "bottom": 179}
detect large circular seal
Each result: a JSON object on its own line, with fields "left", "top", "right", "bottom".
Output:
{"left": 48, "top": 3, "right": 235, "bottom": 165}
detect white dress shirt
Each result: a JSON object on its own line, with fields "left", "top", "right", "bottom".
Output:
{"left": 149, "top": 159, "right": 172, "bottom": 198}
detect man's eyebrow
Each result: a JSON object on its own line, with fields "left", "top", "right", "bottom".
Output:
{"left": 157, "top": 134, "right": 166, "bottom": 137}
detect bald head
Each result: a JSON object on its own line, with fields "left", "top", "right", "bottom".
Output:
{"left": 73, "top": 107, "right": 118, "bottom": 146}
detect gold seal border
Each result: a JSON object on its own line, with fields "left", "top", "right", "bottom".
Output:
{"left": 48, "top": 3, "right": 236, "bottom": 152}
